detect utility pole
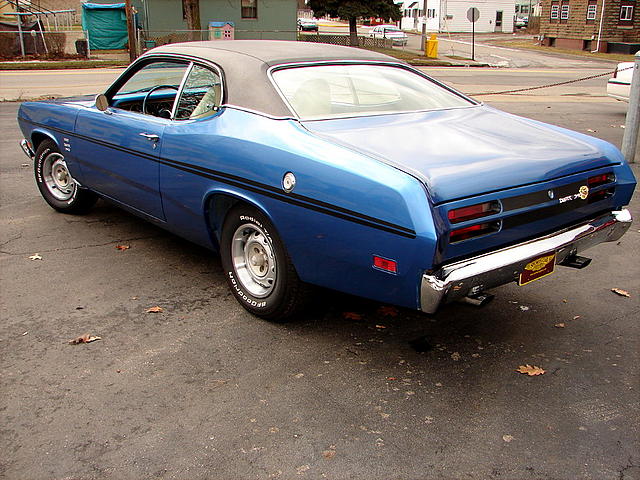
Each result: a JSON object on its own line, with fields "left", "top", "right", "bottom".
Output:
{"left": 183, "top": 0, "right": 201, "bottom": 41}
{"left": 621, "top": 51, "right": 640, "bottom": 164}
{"left": 125, "top": 0, "right": 137, "bottom": 62}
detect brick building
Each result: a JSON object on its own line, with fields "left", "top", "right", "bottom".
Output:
{"left": 539, "top": 0, "right": 639, "bottom": 53}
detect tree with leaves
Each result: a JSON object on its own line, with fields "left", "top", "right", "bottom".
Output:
{"left": 308, "top": 0, "right": 401, "bottom": 46}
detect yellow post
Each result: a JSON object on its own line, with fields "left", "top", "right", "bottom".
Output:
{"left": 425, "top": 33, "right": 438, "bottom": 58}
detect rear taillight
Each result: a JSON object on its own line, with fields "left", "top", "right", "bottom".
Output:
{"left": 587, "top": 173, "right": 615, "bottom": 203}
{"left": 447, "top": 201, "right": 500, "bottom": 224}
{"left": 450, "top": 221, "right": 500, "bottom": 243}
{"left": 587, "top": 173, "right": 615, "bottom": 187}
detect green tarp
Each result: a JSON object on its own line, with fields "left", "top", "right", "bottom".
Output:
{"left": 81, "top": 3, "right": 127, "bottom": 50}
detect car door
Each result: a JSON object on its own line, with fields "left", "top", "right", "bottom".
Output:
{"left": 74, "top": 59, "right": 190, "bottom": 220}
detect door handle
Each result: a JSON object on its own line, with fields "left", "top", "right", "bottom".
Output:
{"left": 139, "top": 133, "right": 160, "bottom": 142}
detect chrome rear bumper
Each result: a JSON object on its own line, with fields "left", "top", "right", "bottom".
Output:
{"left": 420, "top": 209, "right": 632, "bottom": 314}
{"left": 20, "top": 139, "right": 35, "bottom": 160}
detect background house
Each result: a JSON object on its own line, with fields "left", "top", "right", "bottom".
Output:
{"left": 400, "top": 0, "right": 516, "bottom": 33}
{"left": 139, "top": 0, "right": 297, "bottom": 40}
{"left": 539, "top": 0, "right": 639, "bottom": 53}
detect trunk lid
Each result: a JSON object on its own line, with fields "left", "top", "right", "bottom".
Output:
{"left": 302, "top": 106, "right": 622, "bottom": 204}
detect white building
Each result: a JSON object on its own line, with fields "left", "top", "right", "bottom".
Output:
{"left": 400, "top": 0, "right": 516, "bottom": 33}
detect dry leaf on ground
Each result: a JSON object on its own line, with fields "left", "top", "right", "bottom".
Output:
{"left": 573, "top": 315, "right": 581, "bottom": 320}
{"left": 115, "top": 245, "right": 130, "bottom": 251}
{"left": 502, "top": 434, "right": 514, "bottom": 443}
{"left": 146, "top": 306, "right": 164, "bottom": 313}
{"left": 28, "top": 253, "right": 42, "bottom": 261}
{"left": 554, "top": 323, "right": 566, "bottom": 328}
{"left": 516, "top": 364, "right": 545, "bottom": 376}
{"left": 68, "top": 334, "right": 101, "bottom": 345}
{"left": 342, "top": 312, "right": 362, "bottom": 320}
{"left": 611, "top": 288, "right": 630, "bottom": 298}
{"left": 377, "top": 305, "right": 399, "bottom": 317}
{"left": 375, "top": 324, "right": 387, "bottom": 329}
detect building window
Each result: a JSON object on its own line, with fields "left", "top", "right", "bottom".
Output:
{"left": 586, "top": 0, "right": 597, "bottom": 22}
{"left": 620, "top": 5, "right": 634, "bottom": 21}
{"left": 550, "top": 2, "right": 560, "bottom": 21}
{"left": 241, "top": 0, "right": 257, "bottom": 19}
{"left": 560, "top": 0, "right": 570, "bottom": 23}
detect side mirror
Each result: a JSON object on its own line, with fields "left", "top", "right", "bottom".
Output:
{"left": 95, "top": 94, "right": 109, "bottom": 112}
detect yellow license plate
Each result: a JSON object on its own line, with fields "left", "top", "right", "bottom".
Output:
{"left": 519, "top": 252, "right": 556, "bottom": 286}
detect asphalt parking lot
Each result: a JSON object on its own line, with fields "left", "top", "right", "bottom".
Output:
{"left": 1, "top": 95, "right": 638, "bottom": 480}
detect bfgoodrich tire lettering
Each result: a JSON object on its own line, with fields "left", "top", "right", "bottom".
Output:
{"left": 34, "top": 139, "right": 97, "bottom": 214}
{"left": 220, "top": 205, "right": 309, "bottom": 321}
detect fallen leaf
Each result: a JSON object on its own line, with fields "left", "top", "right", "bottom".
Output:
{"left": 554, "top": 323, "right": 566, "bottom": 328}
{"left": 115, "top": 245, "right": 130, "bottom": 251}
{"left": 131, "top": 296, "right": 139, "bottom": 300}
{"left": 450, "top": 352, "right": 461, "bottom": 361}
{"left": 294, "top": 373, "right": 304, "bottom": 378}
{"left": 322, "top": 448, "right": 336, "bottom": 459}
{"left": 611, "top": 288, "right": 630, "bottom": 298}
{"left": 586, "top": 128, "right": 596, "bottom": 132}
{"left": 502, "top": 434, "right": 514, "bottom": 443}
{"left": 572, "top": 315, "right": 581, "bottom": 320}
{"left": 342, "top": 312, "right": 362, "bottom": 320}
{"left": 516, "top": 364, "right": 545, "bottom": 376}
{"left": 377, "top": 305, "right": 398, "bottom": 317}
{"left": 387, "top": 377, "right": 397, "bottom": 381}
{"left": 28, "top": 253, "right": 42, "bottom": 261}
{"left": 146, "top": 306, "right": 163, "bottom": 313}
{"left": 375, "top": 324, "right": 387, "bottom": 329}
{"left": 519, "top": 305, "right": 530, "bottom": 311}
{"left": 68, "top": 334, "right": 101, "bottom": 345}
{"left": 562, "top": 299, "right": 568, "bottom": 303}
{"left": 21, "top": 331, "right": 28, "bottom": 336}
{"left": 296, "top": 464, "right": 310, "bottom": 475}
{"left": 21, "top": 163, "right": 29, "bottom": 167}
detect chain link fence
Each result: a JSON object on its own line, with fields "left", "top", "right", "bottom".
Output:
{"left": 299, "top": 33, "right": 393, "bottom": 49}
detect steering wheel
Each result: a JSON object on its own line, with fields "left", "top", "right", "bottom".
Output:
{"left": 142, "top": 84, "right": 179, "bottom": 116}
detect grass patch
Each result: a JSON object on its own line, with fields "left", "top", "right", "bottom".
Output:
{"left": 0, "top": 60, "right": 128, "bottom": 70}
{"left": 489, "top": 39, "right": 635, "bottom": 63}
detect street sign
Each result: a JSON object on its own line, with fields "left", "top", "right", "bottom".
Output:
{"left": 467, "top": 7, "right": 480, "bottom": 61}
{"left": 467, "top": 7, "right": 480, "bottom": 23}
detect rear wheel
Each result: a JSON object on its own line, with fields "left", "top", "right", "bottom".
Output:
{"left": 220, "top": 205, "right": 309, "bottom": 321}
{"left": 34, "top": 139, "right": 97, "bottom": 214}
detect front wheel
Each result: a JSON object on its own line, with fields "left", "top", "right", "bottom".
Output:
{"left": 34, "top": 139, "right": 97, "bottom": 214}
{"left": 220, "top": 205, "right": 309, "bottom": 321}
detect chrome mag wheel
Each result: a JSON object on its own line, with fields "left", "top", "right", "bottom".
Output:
{"left": 42, "top": 152, "right": 76, "bottom": 201}
{"left": 231, "top": 223, "right": 277, "bottom": 298}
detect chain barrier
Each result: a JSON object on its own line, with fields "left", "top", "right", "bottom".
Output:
{"left": 470, "top": 65, "right": 633, "bottom": 96}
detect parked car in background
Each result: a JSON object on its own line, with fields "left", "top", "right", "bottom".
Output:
{"left": 369, "top": 25, "right": 408, "bottom": 46}
{"left": 515, "top": 16, "right": 528, "bottom": 28}
{"left": 607, "top": 62, "right": 635, "bottom": 102}
{"left": 297, "top": 18, "right": 318, "bottom": 32}
{"left": 17, "top": 41, "right": 635, "bottom": 321}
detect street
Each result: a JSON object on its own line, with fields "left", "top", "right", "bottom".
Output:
{"left": 1, "top": 62, "right": 639, "bottom": 479}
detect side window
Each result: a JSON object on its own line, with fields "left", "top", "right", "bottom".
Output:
{"left": 111, "top": 61, "right": 188, "bottom": 117}
{"left": 175, "top": 65, "right": 223, "bottom": 120}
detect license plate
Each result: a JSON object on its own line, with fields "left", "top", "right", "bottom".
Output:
{"left": 519, "top": 252, "right": 556, "bottom": 286}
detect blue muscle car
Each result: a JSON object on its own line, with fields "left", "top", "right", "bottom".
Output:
{"left": 17, "top": 41, "right": 636, "bottom": 320}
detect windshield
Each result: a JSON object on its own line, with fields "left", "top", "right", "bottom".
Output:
{"left": 272, "top": 64, "right": 473, "bottom": 120}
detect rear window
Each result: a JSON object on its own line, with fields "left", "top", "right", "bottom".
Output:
{"left": 271, "top": 64, "right": 472, "bottom": 120}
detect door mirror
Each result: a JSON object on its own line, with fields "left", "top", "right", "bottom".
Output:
{"left": 95, "top": 94, "right": 109, "bottom": 112}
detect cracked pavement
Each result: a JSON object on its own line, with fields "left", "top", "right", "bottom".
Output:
{"left": 1, "top": 89, "right": 639, "bottom": 480}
